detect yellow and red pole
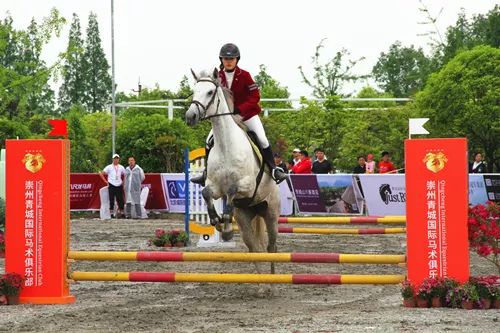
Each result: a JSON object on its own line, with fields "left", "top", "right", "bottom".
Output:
{"left": 277, "top": 216, "right": 406, "bottom": 224}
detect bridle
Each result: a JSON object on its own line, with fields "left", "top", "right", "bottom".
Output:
{"left": 190, "top": 78, "right": 235, "bottom": 121}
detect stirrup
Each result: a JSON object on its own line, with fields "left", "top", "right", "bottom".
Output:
{"left": 272, "top": 167, "right": 288, "bottom": 184}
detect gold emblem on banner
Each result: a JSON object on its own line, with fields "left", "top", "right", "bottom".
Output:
{"left": 422, "top": 152, "right": 448, "bottom": 173}
{"left": 22, "top": 153, "right": 46, "bottom": 173}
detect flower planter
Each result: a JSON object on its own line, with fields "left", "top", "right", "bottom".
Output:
{"left": 174, "top": 241, "right": 185, "bottom": 247}
{"left": 7, "top": 295, "right": 20, "bottom": 305}
{"left": 416, "top": 297, "right": 428, "bottom": 308}
{"left": 0, "top": 295, "right": 7, "bottom": 305}
{"left": 494, "top": 299, "right": 500, "bottom": 309}
{"left": 478, "top": 298, "right": 491, "bottom": 310}
{"left": 403, "top": 298, "right": 416, "bottom": 308}
{"left": 163, "top": 244, "right": 173, "bottom": 248}
{"left": 0, "top": 251, "right": 4, "bottom": 258}
{"left": 461, "top": 300, "right": 474, "bottom": 310}
{"left": 431, "top": 297, "right": 442, "bottom": 308}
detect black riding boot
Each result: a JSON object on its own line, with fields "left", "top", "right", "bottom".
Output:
{"left": 190, "top": 146, "right": 211, "bottom": 187}
{"left": 262, "top": 146, "right": 288, "bottom": 184}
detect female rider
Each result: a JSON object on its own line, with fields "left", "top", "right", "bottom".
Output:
{"left": 191, "top": 43, "right": 287, "bottom": 186}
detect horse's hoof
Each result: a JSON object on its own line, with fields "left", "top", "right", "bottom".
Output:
{"left": 221, "top": 230, "right": 234, "bottom": 241}
{"left": 214, "top": 223, "right": 223, "bottom": 232}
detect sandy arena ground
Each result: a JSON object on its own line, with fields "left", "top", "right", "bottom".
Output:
{"left": 1, "top": 215, "right": 499, "bottom": 333}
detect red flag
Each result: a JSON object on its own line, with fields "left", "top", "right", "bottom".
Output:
{"left": 48, "top": 119, "right": 68, "bottom": 138}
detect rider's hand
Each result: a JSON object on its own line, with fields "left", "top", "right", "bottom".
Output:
{"left": 233, "top": 107, "right": 240, "bottom": 115}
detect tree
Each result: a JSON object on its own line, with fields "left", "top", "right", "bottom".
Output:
{"left": 65, "top": 105, "right": 97, "bottom": 172}
{"left": 372, "top": 42, "right": 433, "bottom": 97}
{"left": 59, "top": 14, "right": 86, "bottom": 113}
{"left": 254, "top": 64, "right": 291, "bottom": 110}
{"left": 416, "top": 46, "right": 500, "bottom": 172}
{"left": 83, "top": 12, "right": 111, "bottom": 113}
{"left": 299, "top": 39, "right": 367, "bottom": 98}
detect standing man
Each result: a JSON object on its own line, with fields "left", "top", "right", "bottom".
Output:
{"left": 291, "top": 150, "right": 312, "bottom": 174}
{"left": 312, "top": 148, "right": 334, "bottom": 174}
{"left": 291, "top": 148, "right": 301, "bottom": 166}
{"left": 353, "top": 155, "right": 366, "bottom": 174}
{"left": 469, "top": 152, "right": 487, "bottom": 173}
{"left": 378, "top": 151, "right": 397, "bottom": 174}
{"left": 100, "top": 154, "right": 126, "bottom": 218}
{"left": 124, "top": 156, "right": 145, "bottom": 218}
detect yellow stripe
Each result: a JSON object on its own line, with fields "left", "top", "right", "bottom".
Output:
{"left": 339, "top": 254, "right": 406, "bottom": 264}
{"left": 377, "top": 216, "right": 406, "bottom": 223}
{"left": 189, "top": 148, "right": 206, "bottom": 161}
{"left": 68, "top": 251, "right": 137, "bottom": 261}
{"left": 182, "top": 252, "right": 292, "bottom": 262}
{"left": 340, "top": 274, "right": 405, "bottom": 284}
{"left": 70, "top": 272, "right": 130, "bottom": 281}
{"left": 175, "top": 273, "right": 293, "bottom": 284}
{"left": 286, "top": 217, "right": 352, "bottom": 224}
{"left": 384, "top": 227, "right": 406, "bottom": 234}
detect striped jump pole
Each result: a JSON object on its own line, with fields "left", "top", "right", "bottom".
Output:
{"left": 277, "top": 227, "right": 406, "bottom": 235}
{"left": 69, "top": 272, "right": 406, "bottom": 285}
{"left": 278, "top": 216, "right": 406, "bottom": 225}
{"left": 189, "top": 222, "right": 405, "bottom": 236}
{"left": 68, "top": 251, "right": 406, "bottom": 264}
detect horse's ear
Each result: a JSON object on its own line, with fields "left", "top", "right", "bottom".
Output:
{"left": 191, "top": 68, "right": 198, "bottom": 81}
{"left": 212, "top": 67, "right": 219, "bottom": 80}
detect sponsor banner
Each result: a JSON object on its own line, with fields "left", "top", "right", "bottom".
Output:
{"left": 69, "top": 173, "right": 167, "bottom": 211}
{"left": 279, "top": 180, "right": 294, "bottom": 216}
{"left": 468, "top": 174, "right": 489, "bottom": 205}
{"left": 483, "top": 174, "right": 500, "bottom": 202}
{"left": 161, "top": 173, "right": 186, "bottom": 213}
{"left": 358, "top": 174, "right": 406, "bottom": 216}
{"left": 405, "top": 138, "right": 469, "bottom": 285}
{"left": 70, "top": 174, "right": 106, "bottom": 210}
{"left": 290, "top": 174, "right": 362, "bottom": 215}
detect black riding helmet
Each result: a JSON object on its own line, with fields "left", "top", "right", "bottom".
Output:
{"left": 219, "top": 43, "right": 240, "bottom": 60}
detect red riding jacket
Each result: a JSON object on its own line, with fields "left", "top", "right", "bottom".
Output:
{"left": 219, "top": 66, "right": 261, "bottom": 121}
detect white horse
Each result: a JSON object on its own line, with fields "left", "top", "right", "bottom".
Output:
{"left": 186, "top": 68, "right": 280, "bottom": 266}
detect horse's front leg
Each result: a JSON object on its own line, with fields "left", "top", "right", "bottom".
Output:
{"left": 220, "top": 184, "right": 238, "bottom": 241}
{"left": 202, "top": 186, "right": 221, "bottom": 228}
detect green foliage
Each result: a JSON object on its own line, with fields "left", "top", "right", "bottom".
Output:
{"left": 299, "top": 39, "right": 367, "bottom": 97}
{"left": 81, "top": 112, "right": 113, "bottom": 169}
{"left": 254, "top": 64, "right": 291, "bottom": 110}
{"left": 66, "top": 105, "right": 98, "bottom": 172}
{"left": 58, "top": 14, "right": 86, "bottom": 113}
{"left": 116, "top": 114, "right": 200, "bottom": 172}
{"left": 0, "top": 118, "right": 31, "bottom": 148}
{"left": 416, "top": 45, "right": 500, "bottom": 172}
{"left": 440, "top": 6, "right": 500, "bottom": 65}
{"left": 372, "top": 42, "right": 434, "bottom": 97}
{"left": 83, "top": 12, "right": 111, "bottom": 113}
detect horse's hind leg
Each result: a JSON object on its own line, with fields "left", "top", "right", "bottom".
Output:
{"left": 262, "top": 193, "right": 280, "bottom": 274}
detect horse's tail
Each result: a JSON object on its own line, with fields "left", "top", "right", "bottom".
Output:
{"left": 251, "top": 215, "right": 268, "bottom": 252}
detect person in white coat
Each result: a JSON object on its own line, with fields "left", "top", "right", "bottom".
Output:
{"left": 124, "top": 156, "right": 145, "bottom": 218}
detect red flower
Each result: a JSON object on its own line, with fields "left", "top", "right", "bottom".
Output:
{"left": 477, "top": 244, "right": 493, "bottom": 257}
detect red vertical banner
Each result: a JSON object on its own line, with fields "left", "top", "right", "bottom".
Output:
{"left": 405, "top": 138, "right": 469, "bottom": 285}
{"left": 6, "top": 140, "right": 75, "bottom": 304}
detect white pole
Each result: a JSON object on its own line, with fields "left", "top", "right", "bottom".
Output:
{"left": 111, "top": 0, "right": 116, "bottom": 154}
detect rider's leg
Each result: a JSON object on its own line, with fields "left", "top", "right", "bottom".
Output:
{"left": 243, "top": 116, "right": 288, "bottom": 184}
{"left": 190, "top": 130, "right": 214, "bottom": 187}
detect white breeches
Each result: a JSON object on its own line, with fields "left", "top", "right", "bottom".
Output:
{"left": 206, "top": 115, "right": 270, "bottom": 149}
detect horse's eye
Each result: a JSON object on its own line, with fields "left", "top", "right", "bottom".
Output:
{"left": 207, "top": 90, "right": 214, "bottom": 96}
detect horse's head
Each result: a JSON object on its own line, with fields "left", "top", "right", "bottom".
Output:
{"left": 185, "top": 68, "right": 220, "bottom": 126}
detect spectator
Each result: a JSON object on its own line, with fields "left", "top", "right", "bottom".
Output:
{"left": 353, "top": 155, "right": 366, "bottom": 174}
{"left": 291, "top": 150, "right": 312, "bottom": 174}
{"left": 469, "top": 152, "right": 487, "bottom": 173}
{"left": 273, "top": 153, "right": 288, "bottom": 173}
{"left": 124, "top": 156, "right": 146, "bottom": 219}
{"left": 291, "top": 148, "right": 301, "bottom": 166}
{"left": 365, "top": 153, "right": 376, "bottom": 174}
{"left": 378, "top": 151, "right": 396, "bottom": 174}
{"left": 312, "top": 148, "right": 333, "bottom": 174}
{"left": 100, "top": 154, "right": 126, "bottom": 218}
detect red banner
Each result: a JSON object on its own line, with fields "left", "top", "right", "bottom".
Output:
{"left": 6, "top": 140, "right": 74, "bottom": 304}
{"left": 405, "top": 138, "right": 469, "bottom": 285}
{"left": 69, "top": 173, "right": 167, "bottom": 210}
